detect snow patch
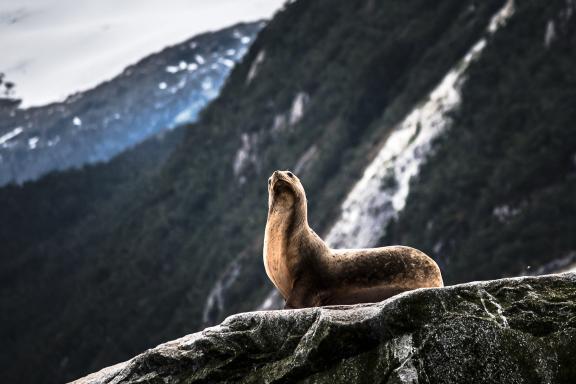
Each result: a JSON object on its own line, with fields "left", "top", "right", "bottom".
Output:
{"left": 172, "top": 107, "right": 197, "bottom": 126}
{"left": 544, "top": 0, "right": 574, "bottom": 47}
{"left": 219, "top": 58, "right": 236, "bottom": 68}
{"left": 0, "top": 127, "right": 23, "bottom": 146}
{"left": 544, "top": 20, "right": 556, "bottom": 47}
{"left": 246, "top": 51, "right": 266, "bottom": 84}
{"left": 492, "top": 205, "right": 521, "bottom": 222}
{"left": 268, "top": 92, "right": 310, "bottom": 135}
{"left": 289, "top": 92, "right": 309, "bottom": 125}
{"left": 176, "top": 78, "right": 187, "bottom": 91}
{"left": 72, "top": 117, "right": 82, "bottom": 126}
{"left": 47, "top": 136, "right": 61, "bottom": 147}
{"left": 433, "top": 240, "right": 444, "bottom": 255}
{"left": 488, "top": 0, "right": 515, "bottom": 33}
{"left": 233, "top": 132, "right": 259, "bottom": 183}
{"left": 165, "top": 65, "right": 179, "bottom": 74}
{"left": 158, "top": 82, "right": 167, "bottom": 90}
{"left": 271, "top": 114, "right": 287, "bottom": 133}
{"left": 28, "top": 137, "right": 39, "bottom": 150}
{"left": 201, "top": 79, "right": 213, "bottom": 91}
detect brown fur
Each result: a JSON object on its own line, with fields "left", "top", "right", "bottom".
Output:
{"left": 263, "top": 170, "right": 444, "bottom": 309}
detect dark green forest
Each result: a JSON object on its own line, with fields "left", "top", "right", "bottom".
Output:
{"left": 1, "top": 0, "right": 574, "bottom": 383}
{"left": 386, "top": 0, "right": 576, "bottom": 282}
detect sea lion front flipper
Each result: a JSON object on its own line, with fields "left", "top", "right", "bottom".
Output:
{"left": 284, "top": 289, "right": 301, "bottom": 309}
{"left": 284, "top": 275, "right": 318, "bottom": 309}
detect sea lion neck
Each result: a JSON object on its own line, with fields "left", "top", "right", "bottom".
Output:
{"left": 267, "top": 191, "right": 308, "bottom": 241}
{"left": 264, "top": 171, "right": 313, "bottom": 298}
{"left": 268, "top": 174, "right": 308, "bottom": 229}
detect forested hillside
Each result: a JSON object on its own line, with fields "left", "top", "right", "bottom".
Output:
{"left": 1, "top": 0, "right": 574, "bottom": 383}
{"left": 386, "top": 0, "right": 576, "bottom": 282}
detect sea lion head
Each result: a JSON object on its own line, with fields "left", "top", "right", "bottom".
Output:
{"left": 267, "top": 170, "right": 307, "bottom": 214}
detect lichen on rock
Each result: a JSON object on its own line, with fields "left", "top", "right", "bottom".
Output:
{"left": 72, "top": 273, "right": 576, "bottom": 384}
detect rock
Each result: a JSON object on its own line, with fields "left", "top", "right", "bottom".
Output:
{"left": 72, "top": 273, "right": 576, "bottom": 384}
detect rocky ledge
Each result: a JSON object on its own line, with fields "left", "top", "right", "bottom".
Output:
{"left": 73, "top": 273, "right": 576, "bottom": 384}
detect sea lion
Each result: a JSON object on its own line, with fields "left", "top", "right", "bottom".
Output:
{"left": 263, "top": 170, "right": 444, "bottom": 309}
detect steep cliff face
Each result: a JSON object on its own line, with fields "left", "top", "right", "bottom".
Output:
{"left": 73, "top": 273, "right": 576, "bottom": 384}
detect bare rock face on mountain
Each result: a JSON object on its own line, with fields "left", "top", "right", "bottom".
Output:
{"left": 73, "top": 273, "right": 576, "bottom": 384}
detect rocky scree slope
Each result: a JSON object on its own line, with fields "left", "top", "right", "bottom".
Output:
{"left": 74, "top": 273, "right": 576, "bottom": 384}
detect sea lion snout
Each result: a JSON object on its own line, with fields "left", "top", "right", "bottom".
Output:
{"left": 271, "top": 170, "right": 291, "bottom": 179}
{"left": 269, "top": 170, "right": 297, "bottom": 190}
{"left": 268, "top": 170, "right": 306, "bottom": 213}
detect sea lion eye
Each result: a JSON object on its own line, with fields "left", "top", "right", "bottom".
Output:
{"left": 286, "top": 172, "right": 294, "bottom": 178}
{"left": 268, "top": 178, "right": 271, "bottom": 185}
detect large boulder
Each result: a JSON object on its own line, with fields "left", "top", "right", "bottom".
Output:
{"left": 72, "top": 273, "right": 576, "bottom": 383}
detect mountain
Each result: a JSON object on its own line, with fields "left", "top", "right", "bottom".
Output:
{"left": 1, "top": 0, "right": 575, "bottom": 383}
{"left": 0, "top": 22, "right": 262, "bottom": 186}
{"left": 384, "top": 0, "right": 576, "bottom": 283}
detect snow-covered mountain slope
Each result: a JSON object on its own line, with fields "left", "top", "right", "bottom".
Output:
{"left": 0, "top": 0, "right": 286, "bottom": 107}
{"left": 0, "top": 22, "right": 262, "bottom": 186}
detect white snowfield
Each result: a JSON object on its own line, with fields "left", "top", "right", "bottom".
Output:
{"left": 0, "top": 0, "right": 286, "bottom": 107}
